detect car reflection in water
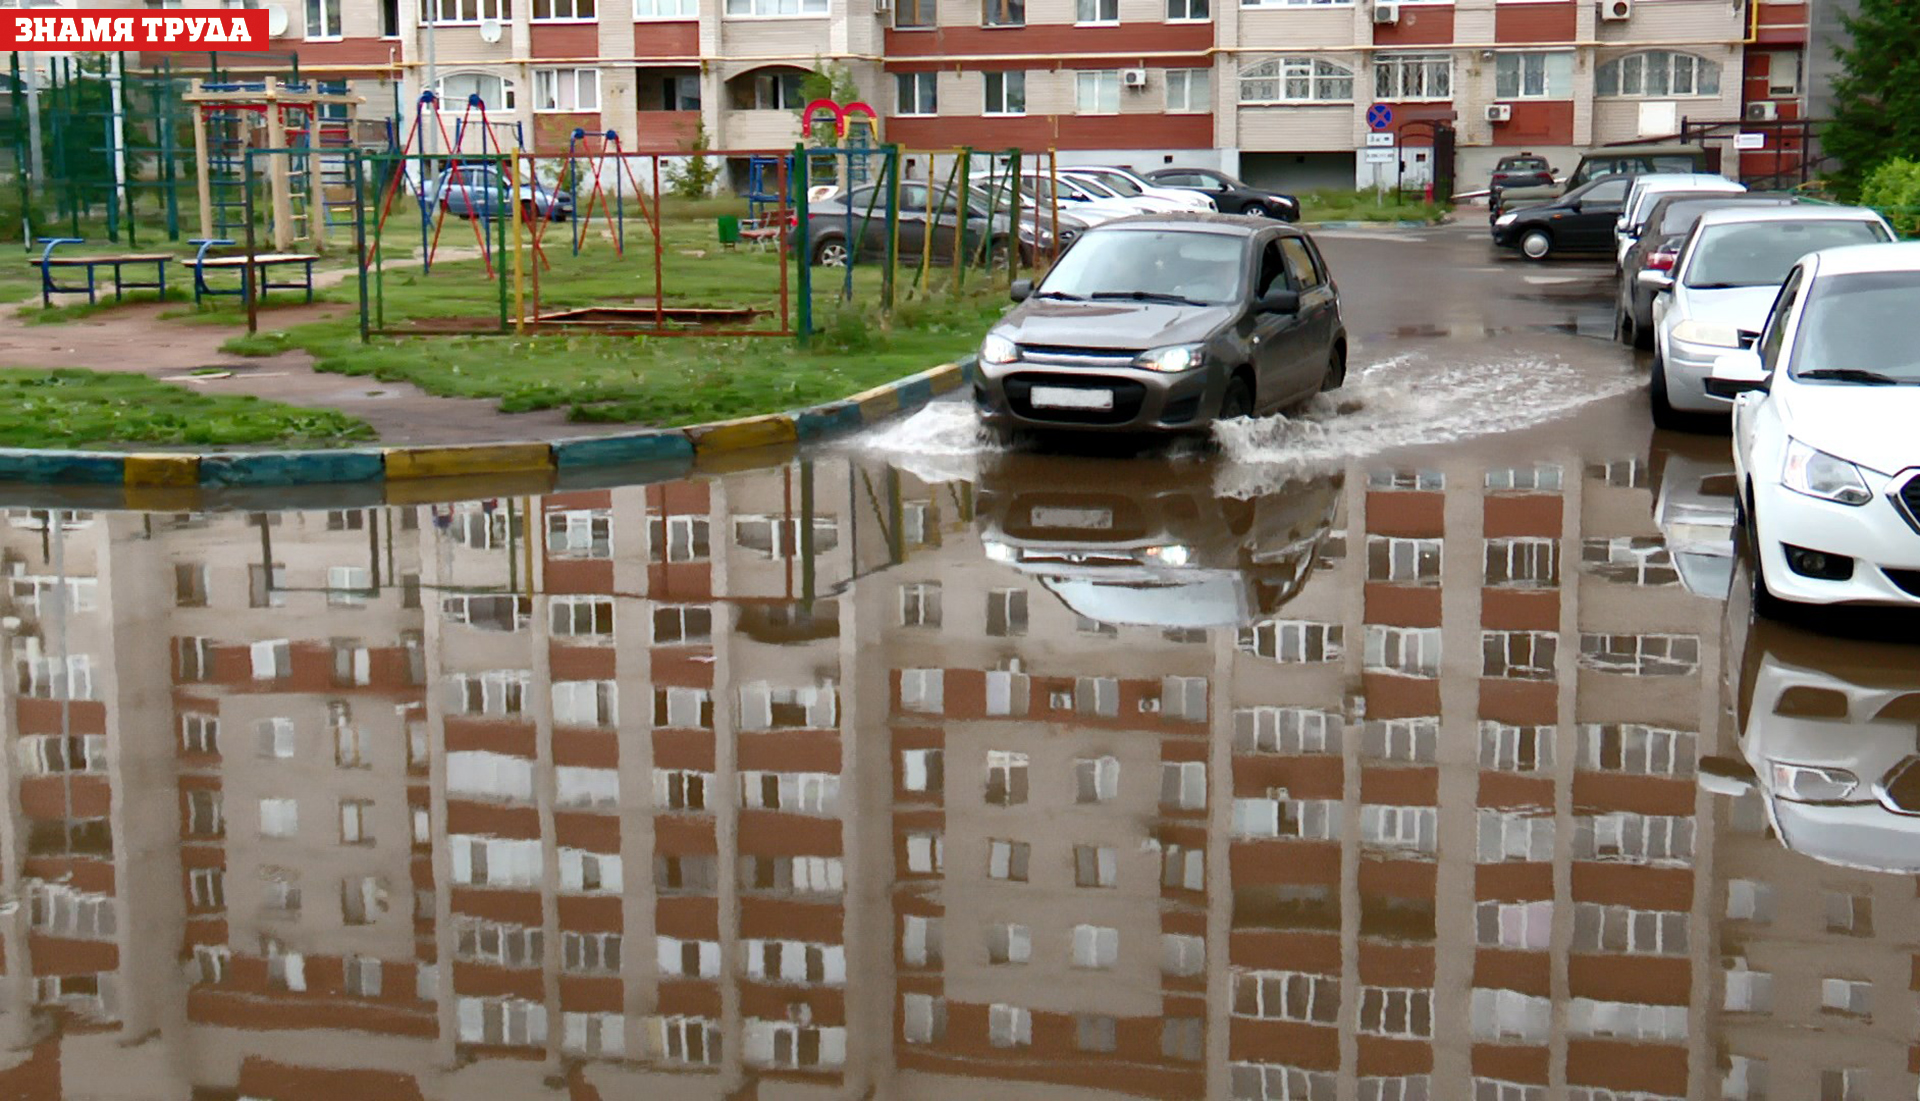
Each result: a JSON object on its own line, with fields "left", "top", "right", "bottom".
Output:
{"left": 1651, "top": 434, "right": 1742, "bottom": 600}
{"left": 1702, "top": 608, "right": 1920, "bottom": 874}
{"left": 975, "top": 452, "right": 1343, "bottom": 629}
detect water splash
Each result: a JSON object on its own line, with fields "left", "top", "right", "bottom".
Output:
{"left": 851, "top": 401, "right": 995, "bottom": 484}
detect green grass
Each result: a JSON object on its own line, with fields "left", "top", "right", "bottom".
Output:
{"left": 1300, "top": 188, "right": 1451, "bottom": 224}
{"left": 0, "top": 368, "right": 374, "bottom": 448}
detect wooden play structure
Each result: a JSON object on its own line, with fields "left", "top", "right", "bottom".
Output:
{"left": 184, "top": 76, "right": 364, "bottom": 252}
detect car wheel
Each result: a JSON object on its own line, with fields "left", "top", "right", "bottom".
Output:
{"left": 1320, "top": 343, "right": 1347, "bottom": 392}
{"left": 1520, "top": 229, "right": 1553, "bottom": 261}
{"left": 812, "top": 238, "right": 849, "bottom": 267}
{"left": 1220, "top": 376, "right": 1255, "bottom": 420}
{"left": 1630, "top": 303, "right": 1656, "bottom": 351}
{"left": 986, "top": 238, "right": 1010, "bottom": 270}
{"left": 1650, "top": 353, "right": 1684, "bottom": 431}
{"left": 1245, "top": 201, "right": 1271, "bottom": 219}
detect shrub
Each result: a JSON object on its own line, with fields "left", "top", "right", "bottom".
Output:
{"left": 1860, "top": 157, "right": 1920, "bottom": 237}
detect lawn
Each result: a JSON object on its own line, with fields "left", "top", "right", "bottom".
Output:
{"left": 0, "top": 369, "right": 373, "bottom": 448}
{"left": 1299, "top": 188, "right": 1452, "bottom": 224}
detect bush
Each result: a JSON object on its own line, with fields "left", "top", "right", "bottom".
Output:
{"left": 1860, "top": 157, "right": 1920, "bottom": 237}
{"left": 666, "top": 121, "right": 723, "bottom": 201}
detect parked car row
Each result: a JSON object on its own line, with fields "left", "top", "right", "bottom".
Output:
{"left": 1593, "top": 169, "right": 1919, "bottom": 618}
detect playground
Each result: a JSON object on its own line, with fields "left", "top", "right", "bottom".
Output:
{"left": 0, "top": 53, "right": 1076, "bottom": 447}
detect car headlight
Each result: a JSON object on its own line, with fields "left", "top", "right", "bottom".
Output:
{"left": 1782, "top": 438, "right": 1873, "bottom": 506}
{"left": 1134, "top": 344, "right": 1204, "bottom": 373}
{"left": 1770, "top": 761, "right": 1859, "bottom": 803}
{"left": 983, "top": 541, "right": 1016, "bottom": 563}
{"left": 1495, "top": 212, "right": 1517, "bottom": 227}
{"left": 980, "top": 333, "right": 1020, "bottom": 365}
{"left": 1670, "top": 320, "right": 1743, "bottom": 348}
{"left": 1142, "top": 544, "right": 1192, "bottom": 567}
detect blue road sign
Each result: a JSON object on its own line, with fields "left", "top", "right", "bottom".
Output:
{"left": 1366, "top": 104, "right": 1393, "bottom": 131}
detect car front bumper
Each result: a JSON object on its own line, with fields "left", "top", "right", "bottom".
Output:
{"left": 1754, "top": 473, "right": 1920, "bottom": 606}
{"left": 974, "top": 359, "right": 1224, "bottom": 433}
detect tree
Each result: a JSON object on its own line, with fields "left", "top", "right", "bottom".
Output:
{"left": 1822, "top": 0, "right": 1920, "bottom": 198}
{"left": 666, "top": 119, "right": 723, "bottom": 200}
{"left": 795, "top": 59, "right": 863, "bottom": 146}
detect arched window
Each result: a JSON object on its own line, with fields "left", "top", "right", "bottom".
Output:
{"left": 436, "top": 71, "right": 517, "bottom": 112}
{"left": 1239, "top": 57, "right": 1354, "bottom": 104}
{"left": 1595, "top": 51, "right": 1720, "bottom": 97}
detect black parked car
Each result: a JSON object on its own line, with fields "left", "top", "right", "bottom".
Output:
{"left": 1616, "top": 191, "right": 1796, "bottom": 349}
{"left": 797, "top": 181, "right": 1086, "bottom": 267}
{"left": 1489, "top": 153, "right": 1554, "bottom": 193}
{"left": 974, "top": 214, "right": 1346, "bottom": 436}
{"left": 1142, "top": 168, "right": 1300, "bottom": 222}
{"left": 1490, "top": 175, "right": 1632, "bottom": 260}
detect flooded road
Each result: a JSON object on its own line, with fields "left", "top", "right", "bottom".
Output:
{"left": 2, "top": 225, "right": 1917, "bottom": 1099}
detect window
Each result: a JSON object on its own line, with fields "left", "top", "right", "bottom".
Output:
{"left": 457, "top": 997, "right": 549, "bottom": 1047}
{"left": 264, "top": 882, "right": 302, "bottom": 917}
{"left": 451, "top": 835, "right": 544, "bottom": 887}
{"left": 1233, "top": 970, "right": 1340, "bottom": 1022}
{"left": 1360, "top": 804, "right": 1436, "bottom": 853}
{"left": 1578, "top": 633, "right": 1700, "bottom": 676}
{"left": 442, "top": 594, "right": 532, "bottom": 632}
{"left": 181, "top": 714, "right": 219, "bottom": 755}
{"left": 652, "top": 604, "right": 711, "bottom": 645}
{"left": 1239, "top": 619, "right": 1343, "bottom": 662}
{"left": 325, "top": 565, "right": 371, "bottom": 607}
{"left": 900, "top": 748, "right": 943, "bottom": 794}
{"left": 1485, "top": 538, "right": 1560, "bottom": 588}
{"left": 1234, "top": 1065, "right": 1340, "bottom": 1100}
{"left": 20, "top": 734, "right": 107, "bottom": 775}
{"left": 339, "top": 799, "right": 373, "bottom": 844}
{"left": 533, "top": 0, "right": 592, "bottom": 16}
{"left": 893, "top": 0, "right": 933, "bottom": 25}
{"left": 29, "top": 884, "right": 116, "bottom": 940}
{"left": 648, "top": 514, "right": 710, "bottom": 562}
{"left": 1576, "top": 723, "right": 1695, "bottom": 776}
{"left": 1477, "top": 810, "right": 1554, "bottom": 863}
{"left": 982, "top": 0, "right": 1024, "bottom": 23}
{"left": 1235, "top": 706, "right": 1339, "bottom": 754}
{"left": 902, "top": 915, "right": 942, "bottom": 966}
{"left": 559, "top": 849, "right": 622, "bottom": 893}
{"left": 1168, "top": 0, "right": 1207, "bottom": 18}
{"left": 1476, "top": 900, "right": 1552, "bottom": 950}
{"left": 1073, "top": 755, "right": 1119, "bottom": 803}
{"left": 255, "top": 717, "right": 295, "bottom": 760}
{"left": 1471, "top": 989, "right": 1551, "bottom": 1043}
{"left": 654, "top": 854, "right": 719, "bottom": 893}
{"left": 1572, "top": 902, "right": 1687, "bottom": 955}
{"left": 1076, "top": 0, "right": 1116, "bottom": 19}
{"left": 191, "top": 944, "right": 230, "bottom": 985}
{"left": 174, "top": 563, "right": 209, "bottom": 606}
{"left": 533, "top": 66, "right": 599, "bottom": 110}
{"left": 562, "top": 1012, "right": 624, "bottom": 1057}
{"left": 1822, "top": 1070, "right": 1868, "bottom": 1101}
{"left": 1075, "top": 675, "right": 1119, "bottom": 717}
{"left": 12, "top": 574, "right": 97, "bottom": 615}
{"left": 655, "top": 687, "right": 713, "bottom": 729}
{"left": 1077, "top": 1014, "right": 1117, "bottom": 1052}
{"left": 455, "top": 917, "right": 544, "bottom": 967}
{"left": 1494, "top": 51, "right": 1572, "bottom": 99}
{"left": 1070, "top": 924, "right": 1119, "bottom": 969}
{"left": 980, "top": 750, "right": 1029, "bottom": 806}
{"left": 1484, "top": 630, "right": 1557, "bottom": 680}
{"left": 635, "top": 0, "right": 696, "bottom": 14}
{"left": 449, "top": 751, "right": 536, "bottom": 802}
{"left": 259, "top": 798, "right": 298, "bottom": 839}
{"left": 448, "top": 670, "right": 531, "bottom": 716}
{"left": 1161, "top": 760, "right": 1207, "bottom": 809}
{"left": 1075, "top": 71, "right": 1120, "bottom": 114}
{"left": 1365, "top": 625, "right": 1441, "bottom": 678}
{"left": 1162, "top": 844, "right": 1205, "bottom": 890}
{"left": 900, "top": 668, "right": 944, "bottom": 713}
{"left": 902, "top": 994, "right": 945, "bottom": 1043}
{"left": 1486, "top": 464, "right": 1563, "bottom": 492}
{"left": 1362, "top": 716, "right": 1437, "bottom": 763}
{"left": 1156, "top": 934, "right": 1206, "bottom": 978}
{"left": 1724, "top": 1055, "right": 1767, "bottom": 1101}
{"left": 1826, "top": 891, "right": 1872, "bottom": 936}
{"left": 1074, "top": 843, "right": 1118, "bottom": 888}
{"left": 656, "top": 935, "right": 720, "bottom": 977}
{"left": 341, "top": 875, "right": 381, "bottom": 925}
{"left": 726, "top": 0, "right": 827, "bottom": 13}
{"left": 745, "top": 938, "right": 845, "bottom": 985}
{"left": 554, "top": 680, "right": 617, "bottom": 727}
{"left": 1359, "top": 986, "right": 1432, "bottom": 1039}
{"left": 551, "top": 594, "right": 614, "bottom": 637}
{"left": 17, "top": 648, "right": 96, "bottom": 701}
{"left": 982, "top": 921, "right": 1030, "bottom": 966}
{"left": 1367, "top": 536, "right": 1442, "bottom": 584}
{"left": 1767, "top": 49, "right": 1801, "bottom": 95}
{"left": 896, "top": 71, "right": 937, "bottom": 116}
{"left": 1568, "top": 998, "right": 1687, "bottom": 1041}
{"left": 903, "top": 831, "right": 944, "bottom": 874}
{"left": 733, "top": 515, "right": 840, "bottom": 558}
{"left": 1361, "top": 1078, "right": 1431, "bottom": 1101}
{"left": 988, "top": 838, "right": 1030, "bottom": 881}
{"left": 546, "top": 509, "right": 611, "bottom": 557}
{"left": 1077, "top": 614, "right": 1119, "bottom": 637}
{"left": 900, "top": 581, "right": 942, "bottom": 626}
{"left": 739, "top": 683, "right": 837, "bottom": 730}
{"left": 1727, "top": 879, "right": 1774, "bottom": 923}
{"left": 1478, "top": 721, "right": 1553, "bottom": 771}
{"left": 176, "top": 637, "right": 214, "bottom": 681}
{"left": 644, "top": 1016, "right": 720, "bottom": 1064}
{"left": 985, "top": 667, "right": 1029, "bottom": 715}
{"left": 1374, "top": 53, "right": 1451, "bottom": 100}
{"left": 1574, "top": 813, "right": 1694, "bottom": 866}
{"left": 1233, "top": 795, "right": 1339, "bottom": 840}
{"left": 420, "top": 0, "right": 509, "bottom": 23}
{"left": 1596, "top": 50, "right": 1721, "bottom": 97}
{"left": 989, "top": 1004, "right": 1032, "bottom": 1048}
{"left": 189, "top": 868, "right": 225, "bottom": 909}
{"left": 1162, "top": 676, "right": 1208, "bottom": 721}
{"left": 1582, "top": 536, "right": 1679, "bottom": 586}
{"left": 740, "top": 855, "right": 843, "bottom": 895}
{"left": 557, "top": 767, "right": 619, "bottom": 808}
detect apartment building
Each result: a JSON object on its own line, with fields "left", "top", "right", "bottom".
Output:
{"left": 0, "top": 437, "right": 1911, "bottom": 1098}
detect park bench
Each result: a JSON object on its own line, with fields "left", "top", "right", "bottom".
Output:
{"left": 28, "top": 237, "right": 172, "bottom": 308}
{"left": 181, "top": 238, "right": 321, "bottom": 306}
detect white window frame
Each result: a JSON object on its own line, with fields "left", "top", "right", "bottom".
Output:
{"left": 984, "top": 70, "right": 1027, "bottom": 116}
{"left": 1161, "top": 760, "right": 1207, "bottom": 809}
{"left": 1479, "top": 721, "right": 1555, "bottom": 772}
{"left": 1239, "top": 619, "right": 1344, "bottom": 663}
{"left": 895, "top": 71, "right": 938, "bottom": 117}
{"left": 1572, "top": 902, "right": 1689, "bottom": 955}
{"left": 1484, "top": 629, "right": 1557, "bottom": 680}
{"left": 1476, "top": 809, "right": 1555, "bottom": 863}
{"left": 988, "top": 1004, "right": 1032, "bottom": 1048}
{"left": 1493, "top": 50, "right": 1573, "bottom": 100}
{"left": 1233, "top": 969, "right": 1339, "bottom": 1023}
{"left": 648, "top": 514, "right": 710, "bottom": 562}
{"left": 1577, "top": 723, "right": 1695, "bottom": 777}
{"left": 1362, "top": 716, "right": 1437, "bottom": 763}
{"left": 1365, "top": 625, "right": 1441, "bottom": 678}
{"left": 1373, "top": 53, "right": 1452, "bottom": 102}
{"left": 1075, "top": 70, "right": 1121, "bottom": 115}
{"left": 899, "top": 581, "right": 942, "bottom": 627}
{"left": 258, "top": 797, "right": 299, "bottom": 839}
{"left": 1357, "top": 985, "right": 1433, "bottom": 1039}
{"left": 900, "top": 668, "right": 944, "bottom": 713}
{"left": 725, "top": 0, "right": 828, "bottom": 14}
{"left": 1235, "top": 706, "right": 1339, "bottom": 754}
{"left": 553, "top": 679, "right": 617, "bottom": 727}
{"left": 532, "top": 0, "right": 594, "bottom": 19}
{"left": 1475, "top": 900, "right": 1553, "bottom": 950}
{"left": 1484, "top": 536, "right": 1560, "bottom": 588}
{"left": 1075, "top": 0, "right": 1117, "bottom": 22}
{"left": 532, "top": 67, "right": 600, "bottom": 112}
{"left": 1367, "top": 535, "right": 1442, "bottom": 584}
{"left": 1595, "top": 50, "right": 1722, "bottom": 98}
{"left": 546, "top": 508, "right": 612, "bottom": 558}
{"left": 1360, "top": 804, "right": 1436, "bottom": 853}
{"left": 421, "top": 0, "right": 510, "bottom": 24}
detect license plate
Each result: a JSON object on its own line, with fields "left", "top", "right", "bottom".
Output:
{"left": 1031, "top": 506, "right": 1113, "bottom": 530}
{"left": 1030, "top": 386, "right": 1113, "bottom": 411}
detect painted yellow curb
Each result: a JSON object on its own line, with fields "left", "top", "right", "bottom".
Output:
{"left": 124, "top": 453, "right": 199, "bottom": 487}
{"left": 844, "top": 383, "right": 902, "bottom": 423}
{"left": 685, "top": 414, "right": 799, "bottom": 455}
{"left": 384, "top": 443, "right": 554, "bottom": 480}
{"left": 924, "top": 362, "right": 964, "bottom": 392}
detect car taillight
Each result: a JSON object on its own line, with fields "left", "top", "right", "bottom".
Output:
{"left": 1648, "top": 251, "right": 1676, "bottom": 272}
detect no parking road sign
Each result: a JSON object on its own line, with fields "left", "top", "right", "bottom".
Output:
{"left": 1366, "top": 104, "right": 1393, "bottom": 131}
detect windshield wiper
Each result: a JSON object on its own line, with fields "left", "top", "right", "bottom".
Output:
{"left": 1796, "top": 368, "right": 1907, "bottom": 385}
{"left": 1089, "top": 290, "right": 1206, "bottom": 306}
{"left": 1034, "top": 290, "right": 1084, "bottom": 301}
{"left": 1684, "top": 281, "right": 1758, "bottom": 290}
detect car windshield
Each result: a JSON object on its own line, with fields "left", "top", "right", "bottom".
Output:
{"left": 1684, "top": 220, "right": 1890, "bottom": 289}
{"left": 1069, "top": 176, "right": 1120, "bottom": 199}
{"left": 1790, "top": 272, "right": 1920, "bottom": 384}
{"left": 1657, "top": 197, "right": 1783, "bottom": 235}
{"left": 1083, "top": 171, "right": 1143, "bottom": 196}
{"left": 1038, "top": 229, "right": 1244, "bottom": 305}
{"left": 1501, "top": 158, "right": 1548, "bottom": 172}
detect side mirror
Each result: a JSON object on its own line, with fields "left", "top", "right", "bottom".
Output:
{"left": 1637, "top": 269, "right": 1674, "bottom": 292}
{"left": 1010, "top": 279, "right": 1033, "bottom": 303}
{"left": 1257, "top": 288, "right": 1300, "bottom": 315}
{"left": 1698, "top": 755, "right": 1759, "bottom": 799}
{"left": 1707, "top": 349, "right": 1769, "bottom": 398}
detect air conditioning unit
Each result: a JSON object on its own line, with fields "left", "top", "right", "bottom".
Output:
{"left": 1746, "top": 100, "right": 1780, "bottom": 121}
{"left": 873, "top": 0, "right": 891, "bottom": 13}
{"left": 1048, "top": 690, "right": 1073, "bottom": 710}
{"left": 1372, "top": 2, "right": 1398, "bottom": 22}
{"left": 1485, "top": 103, "right": 1513, "bottom": 122}
{"left": 1121, "top": 68, "right": 1149, "bottom": 88}
{"left": 1138, "top": 697, "right": 1162, "bottom": 713}
{"left": 1599, "top": 0, "right": 1631, "bottom": 20}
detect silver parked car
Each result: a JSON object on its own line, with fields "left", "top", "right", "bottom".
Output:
{"left": 973, "top": 215, "right": 1347, "bottom": 436}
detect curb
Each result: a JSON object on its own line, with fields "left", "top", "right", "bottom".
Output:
{"left": 1304, "top": 219, "right": 1443, "bottom": 230}
{"left": 0, "top": 358, "right": 971, "bottom": 496}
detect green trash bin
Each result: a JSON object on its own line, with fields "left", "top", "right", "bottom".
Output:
{"left": 717, "top": 215, "right": 741, "bottom": 246}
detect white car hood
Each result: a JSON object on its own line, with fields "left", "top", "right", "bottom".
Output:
{"left": 1678, "top": 285, "right": 1779, "bottom": 329}
{"left": 1777, "top": 383, "right": 1920, "bottom": 476}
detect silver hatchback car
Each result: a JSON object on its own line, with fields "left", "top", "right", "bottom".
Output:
{"left": 973, "top": 215, "right": 1348, "bottom": 435}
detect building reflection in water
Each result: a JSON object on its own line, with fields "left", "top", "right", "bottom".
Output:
{"left": 0, "top": 432, "right": 1910, "bottom": 1100}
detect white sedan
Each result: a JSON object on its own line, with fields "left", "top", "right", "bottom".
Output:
{"left": 1717, "top": 240, "right": 1920, "bottom": 611}
{"left": 1062, "top": 166, "right": 1215, "bottom": 212}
